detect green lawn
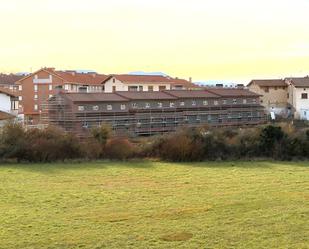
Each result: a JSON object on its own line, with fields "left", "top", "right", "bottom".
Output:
{"left": 0, "top": 161, "right": 308, "bottom": 249}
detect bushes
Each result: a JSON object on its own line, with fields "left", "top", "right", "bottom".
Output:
{"left": 0, "top": 122, "right": 308, "bottom": 162}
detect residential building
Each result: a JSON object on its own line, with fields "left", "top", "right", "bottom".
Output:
{"left": 102, "top": 74, "right": 198, "bottom": 93}
{"left": 45, "top": 89, "right": 265, "bottom": 137}
{"left": 15, "top": 68, "right": 108, "bottom": 124}
{"left": 0, "top": 87, "right": 19, "bottom": 115}
{"left": 0, "top": 73, "right": 24, "bottom": 91}
{"left": 285, "top": 77, "right": 309, "bottom": 120}
{"left": 247, "top": 79, "right": 288, "bottom": 116}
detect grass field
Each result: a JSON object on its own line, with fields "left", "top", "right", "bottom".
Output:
{"left": 0, "top": 161, "right": 308, "bottom": 249}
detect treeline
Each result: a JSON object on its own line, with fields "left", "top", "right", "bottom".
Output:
{"left": 0, "top": 122, "right": 308, "bottom": 162}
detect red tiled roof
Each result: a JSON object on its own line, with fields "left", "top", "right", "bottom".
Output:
{"left": 165, "top": 90, "right": 219, "bottom": 98}
{"left": 53, "top": 70, "right": 109, "bottom": 85}
{"left": 0, "top": 87, "right": 18, "bottom": 97}
{"left": 247, "top": 79, "right": 287, "bottom": 87}
{"left": 65, "top": 93, "right": 129, "bottom": 102}
{"left": 0, "top": 74, "right": 24, "bottom": 85}
{"left": 0, "top": 111, "right": 15, "bottom": 121}
{"left": 205, "top": 88, "right": 260, "bottom": 97}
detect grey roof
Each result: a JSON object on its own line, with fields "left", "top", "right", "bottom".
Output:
{"left": 287, "top": 77, "right": 309, "bottom": 87}
{"left": 247, "top": 79, "right": 287, "bottom": 87}
{"left": 115, "top": 91, "right": 177, "bottom": 100}
{"left": 165, "top": 90, "right": 219, "bottom": 98}
{"left": 65, "top": 93, "right": 129, "bottom": 102}
{"left": 205, "top": 88, "right": 260, "bottom": 97}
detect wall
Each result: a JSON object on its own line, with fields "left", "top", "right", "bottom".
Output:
{"left": 293, "top": 87, "right": 309, "bottom": 120}
{"left": 0, "top": 93, "right": 11, "bottom": 113}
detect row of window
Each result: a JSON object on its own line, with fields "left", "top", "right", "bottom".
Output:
{"left": 18, "top": 85, "right": 53, "bottom": 92}
{"left": 18, "top": 94, "right": 53, "bottom": 101}
{"left": 77, "top": 99, "right": 257, "bottom": 111}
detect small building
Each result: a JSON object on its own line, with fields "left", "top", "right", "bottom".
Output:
{"left": 285, "top": 77, "right": 309, "bottom": 120}
{"left": 102, "top": 74, "right": 198, "bottom": 93}
{"left": 45, "top": 89, "right": 265, "bottom": 137}
{"left": 247, "top": 79, "right": 288, "bottom": 116}
{"left": 0, "top": 87, "right": 19, "bottom": 115}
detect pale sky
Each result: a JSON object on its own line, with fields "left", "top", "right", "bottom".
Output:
{"left": 1, "top": 0, "right": 309, "bottom": 83}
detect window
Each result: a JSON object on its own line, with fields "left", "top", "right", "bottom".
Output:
{"left": 243, "top": 99, "right": 247, "bottom": 104}
{"left": 64, "top": 84, "right": 69, "bottom": 91}
{"left": 233, "top": 99, "right": 237, "bottom": 104}
{"left": 128, "top": 86, "right": 138, "bottom": 92}
{"left": 287, "top": 93, "right": 289, "bottom": 98}
{"left": 203, "top": 100, "right": 208, "bottom": 106}
{"left": 18, "top": 85, "right": 22, "bottom": 91}
{"left": 113, "top": 78, "right": 116, "bottom": 83}
{"left": 180, "top": 101, "right": 185, "bottom": 106}
{"left": 112, "top": 86, "right": 116, "bottom": 92}
{"left": 78, "top": 106, "right": 85, "bottom": 111}
{"left": 34, "top": 94, "right": 38, "bottom": 100}
{"left": 93, "top": 105, "right": 99, "bottom": 111}
{"left": 18, "top": 96, "right": 22, "bottom": 101}
{"left": 148, "top": 86, "right": 154, "bottom": 92}
{"left": 222, "top": 99, "right": 227, "bottom": 104}
{"left": 120, "top": 104, "right": 126, "bottom": 110}
{"left": 214, "top": 100, "right": 218, "bottom": 106}
{"left": 34, "top": 85, "right": 38, "bottom": 92}
{"left": 192, "top": 100, "right": 196, "bottom": 106}
{"left": 170, "top": 102, "right": 175, "bottom": 108}
{"left": 145, "top": 103, "right": 150, "bottom": 108}
{"left": 49, "top": 94, "right": 53, "bottom": 99}
{"left": 139, "top": 86, "right": 143, "bottom": 91}
{"left": 253, "top": 99, "right": 257, "bottom": 104}
{"left": 34, "top": 104, "right": 38, "bottom": 111}
{"left": 159, "top": 86, "right": 166, "bottom": 91}
{"left": 49, "top": 84, "right": 53, "bottom": 91}
{"left": 132, "top": 103, "right": 138, "bottom": 108}
{"left": 158, "top": 102, "right": 163, "bottom": 108}
{"left": 274, "top": 87, "right": 278, "bottom": 90}
{"left": 264, "top": 87, "right": 269, "bottom": 93}
{"left": 107, "top": 105, "right": 113, "bottom": 110}
{"left": 301, "top": 93, "right": 308, "bottom": 99}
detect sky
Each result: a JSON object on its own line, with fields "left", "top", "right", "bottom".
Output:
{"left": 1, "top": 0, "right": 309, "bottom": 83}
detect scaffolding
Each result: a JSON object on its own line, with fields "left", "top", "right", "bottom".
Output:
{"left": 41, "top": 94, "right": 266, "bottom": 137}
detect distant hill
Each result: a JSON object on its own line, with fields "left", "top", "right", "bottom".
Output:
{"left": 128, "top": 71, "right": 168, "bottom": 76}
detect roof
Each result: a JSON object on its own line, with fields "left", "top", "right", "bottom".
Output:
{"left": 205, "top": 88, "right": 260, "bottom": 97}
{"left": 247, "top": 79, "right": 287, "bottom": 87}
{"left": 64, "top": 93, "right": 129, "bottom": 102}
{"left": 17, "top": 68, "right": 109, "bottom": 85}
{"left": 0, "top": 87, "right": 18, "bottom": 97}
{"left": 286, "top": 77, "right": 309, "bottom": 87}
{"left": 0, "top": 74, "right": 24, "bottom": 85}
{"left": 115, "top": 91, "right": 177, "bottom": 100}
{"left": 165, "top": 90, "right": 219, "bottom": 98}
{"left": 103, "top": 74, "right": 199, "bottom": 88}
{"left": 0, "top": 111, "right": 15, "bottom": 121}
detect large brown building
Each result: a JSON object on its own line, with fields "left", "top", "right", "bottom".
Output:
{"left": 46, "top": 89, "right": 265, "bottom": 137}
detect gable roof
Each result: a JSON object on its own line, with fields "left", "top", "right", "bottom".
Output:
{"left": 286, "top": 77, "right": 309, "bottom": 88}
{"left": 0, "top": 87, "right": 18, "bottom": 97}
{"left": 247, "top": 79, "right": 287, "bottom": 87}
{"left": 165, "top": 90, "right": 219, "bottom": 98}
{"left": 17, "top": 68, "right": 108, "bottom": 85}
{"left": 205, "top": 88, "right": 260, "bottom": 97}
{"left": 0, "top": 74, "right": 24, "bottom": 85}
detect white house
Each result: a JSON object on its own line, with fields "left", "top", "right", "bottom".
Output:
{"left": 286, "top": 77, "right": 309, "bottom": 120}
{"left": 0, "top": 87, "right": 18, "bottom": 115}
{"left": 102, "top": 74, "right": 198, "bottom": 93}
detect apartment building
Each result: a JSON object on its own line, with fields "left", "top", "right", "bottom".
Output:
{"left": 15, "top": 68, "right": 108, "bottom": 124}
{"left": 102, "top": 74, "right": 198, "bottom": 92}
{"left": 45, "top": 89, "right": 265, "bottom": 137}
{"left": 247, "top": 79, "right": 288, "bottom": 116}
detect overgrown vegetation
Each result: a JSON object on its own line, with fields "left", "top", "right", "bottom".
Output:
{"left": 0, "top": 122, "right": 308, "bottom": 162}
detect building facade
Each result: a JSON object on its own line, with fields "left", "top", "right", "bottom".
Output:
{"left": 45, "top": 89, "right": 265, "bottom": 137}
{"left": 102, "top": 75, "right": 198, "bottom": 93}
{"left": 286, "top": 77, "right": 309, "bottom": 120}
{"left": 247, "top": 79, "right": 288, "bottom": 116}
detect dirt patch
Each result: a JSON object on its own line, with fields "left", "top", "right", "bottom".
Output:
{"left": 160, "top": 232, "right": 193, "bottom": 242}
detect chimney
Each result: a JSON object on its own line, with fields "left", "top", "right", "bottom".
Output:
{"left": 189, "top": 77, "right": 192, "bottom": 83}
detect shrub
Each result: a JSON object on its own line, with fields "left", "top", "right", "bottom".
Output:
{"left": 91, "top": 124, "right": 112, "bottom": 145}
{"left": 104, "top": 137, "right": 134, "bottom": 160}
